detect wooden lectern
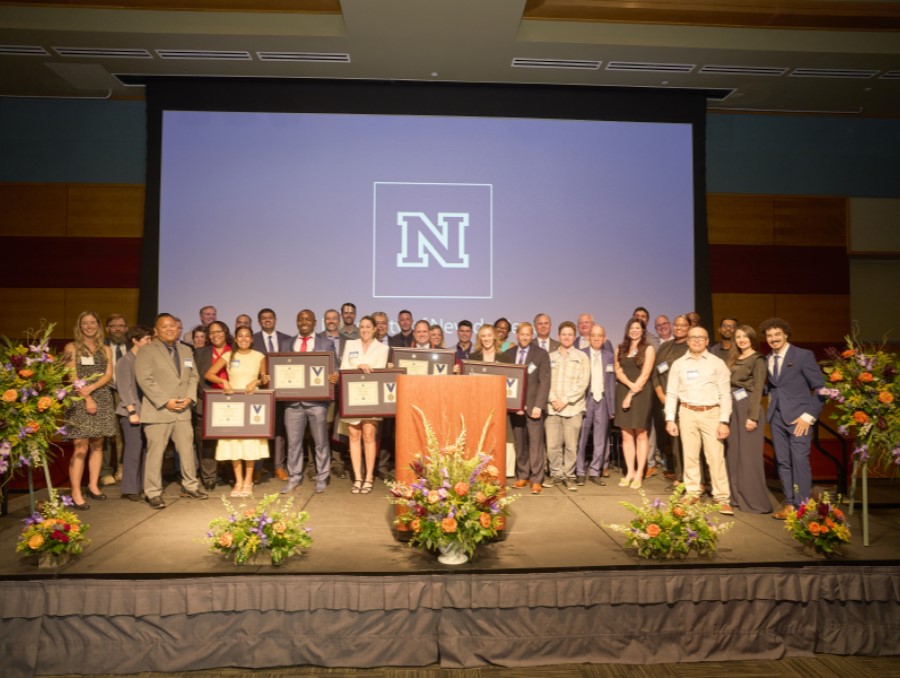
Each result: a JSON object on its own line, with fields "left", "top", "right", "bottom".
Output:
{"left": 394, "top": 374, "right": 507, "bottom": 535}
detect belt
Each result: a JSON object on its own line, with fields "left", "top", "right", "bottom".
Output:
{"left": 681, "top": 403, "right": 719, "bottom": 412}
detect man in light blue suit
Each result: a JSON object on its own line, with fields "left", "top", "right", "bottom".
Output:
{"left": 760, "top": 318, "right": 825, "bottom": 519}
{"left": 281, "top": 309, "right": 337, "bottom": 495}
{"left": 575, "top": 324, "right": 617, "bottom": 485}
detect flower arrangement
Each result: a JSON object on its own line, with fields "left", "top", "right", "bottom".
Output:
{"left": 784, "top": 491, "right": 851, "bottom": 558}
{"left": 388, "top": 407, "right": 518, "bottom": 560}
{"left": 608, "top": 485, "right": 733, "bottom": 559}
{"left": 202, "top": 493, "right": 312, "bottom": 566}
{"left": 1, "top": 323, "right": 88, "bottom": 479}
{"left": 818, "top": 332, "right": 900, "bottom": 474}
{"left": 16, "top": 489, "right": 91, "bottom": 565}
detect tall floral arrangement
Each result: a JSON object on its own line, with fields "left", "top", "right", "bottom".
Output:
{"left": 1, "top": 323, "right": 87, "bottom": 479}
{"left": 818, "top": 333, "right": 900, "bottom": 474}
{"left": 388, "top": 407, "right": 518, "bottom": 559}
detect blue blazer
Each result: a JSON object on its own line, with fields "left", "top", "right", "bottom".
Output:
{"left": 280, "top": 333, "right": 337, "bottom": 405}
{"left": 765, "top": 344, "right": 825, "bottom": 424}
{"left": 580, "top": 346, "right": 616, "bottom": 419}
{"left": 252, "top": 330, "right": 292, "bottom": 355}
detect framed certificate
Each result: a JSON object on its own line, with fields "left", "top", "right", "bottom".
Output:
{"left": 460, "top": 360, "right": 527, "bottom": 412}
{"left": 339, "top": 368, "right": 405, "bottom": 418}
{"left": 203, "top": 389, "right": 275, "bottom": 439}
{"left": 389, "top": 347, "right": 455, "bottom": 376}
{"left": 267, "top": 351, "right": 334, "bottom": 401}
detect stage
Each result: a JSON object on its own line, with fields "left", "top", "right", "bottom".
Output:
{"left": 1, "top": 472, "right": 898, "bottom": 677}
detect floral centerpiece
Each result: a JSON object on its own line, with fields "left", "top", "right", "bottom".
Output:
{"left": 1, "top": 323, "right": 88, "bottom": 479}
{"left": 202, "top": 493, "right": 312, "bottom": 566}
{"left": 784, "top": 491, "right": 851, "bottom": 558}
{"left": 818, "top": 333, "right": 900, "bottom": 474}
{"left": 16, "top": 489, "right": 91, "bottom": 567}
{"left": 388, "top": 407, "right": 518, "bottom": 564}
{"left": 608, "top": 485, "right": 733, "bottom": 559}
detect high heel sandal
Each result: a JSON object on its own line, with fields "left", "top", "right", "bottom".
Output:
{"left": 361, "top": 479, "right": 374, "bottom": 494}
{"left": 618, "top": 477, "right": 631, "bottom": 487}
{"left": 230, "top": 484, "right": 243, "bottom": 497}
{"left": 351, "top": 479, "right": 362, "bottom": 494}
{"left": 630, "top": 479, "right": 642, "bottom": 489}
{"left": 242, "top": 482, "right": 254, "bottom": 497}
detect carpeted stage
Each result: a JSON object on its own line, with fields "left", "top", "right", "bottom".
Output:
{"left": 1, "top": 472, "right": 898, "bottom": 678}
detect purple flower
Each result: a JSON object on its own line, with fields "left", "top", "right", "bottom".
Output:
{"left": 23, "top": 512, "right": 43, "bottom": 527}
{"left": 0, "top": 459, "right": 8, "bottom": 474}
{"left": 18, "top": 456, "right": 30, "bottom": 467}
{"left": 55, "top": 426, "right": 68, "bottom": 437}
{"left": 56, "top": 388, "right": 68, "bottom": 401}
{"left": 838, "top": 425, "right": 848, "bottom": 436}
{"left": 687, "top": 528, "right": 697, "bottom": 543}
{"left": 18, "top": 428, "right": 28, "bottom": 439}
{"left": 61, "top": 494, "right": 74, "bottom": 507}
{"left": 651, "top": 498, "right": 663, "bottom": 509}
{"left": 0, "top": 441, "right": 10, "bottom": 457}
{"left": 206, "top": 531, "right": 214, "bottom": 538}
{"left": 73, "top": 379, "right": 87, "bottom": 391}
{"left": 853, "top": 444, "right": 869, "bottom": 461}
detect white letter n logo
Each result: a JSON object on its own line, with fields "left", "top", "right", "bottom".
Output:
{"left": 396, "top": 211, "right": 470, "bottom": 268}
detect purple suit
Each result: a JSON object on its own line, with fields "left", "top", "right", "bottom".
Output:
{"left": 575, "top": 346, "right": 617, "bottom": 477}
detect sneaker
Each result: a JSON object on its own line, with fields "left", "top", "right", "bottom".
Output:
{"left": 719, "top": 504, "right": 734, "bottom": 516}
{"left": 541, "top": 477, "right": 561, "bottom": 488}
{"left": 180, "top": 488, "right": 209, "bottom": 500}
{"left": 565, "top": 478, "right": 577, "bottom": 491}
{"left": 147, "top": 496, "right": 166, "bottom": 510}
{"left": 575, "top": 476, "right": 586, "bottom": 486}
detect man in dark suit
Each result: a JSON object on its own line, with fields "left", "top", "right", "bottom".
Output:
{"left": 532, "top": 313, "right": 560, "bottom": 353}
{"left": 135, "top": 313, "right": 207, "bottom": 509}
{"left": 760, "top": 318, "right": 825, "bottom": 519}
{"left": 505, "top": 322, "right": 551, "bottom": 495}
{"left": 575, "top": 324, "right": 616, "bottom": 486}
{"left": 281, "top": 309, "right": 337, "bottom": 495}
{"left": 318, "top": 308, "right": 347, "bottom": 479}
{"left": 388, "top": 309, "right": 415, "bottom": 348}
{"left": 252, "top": 308, "right": 292, "bottom": 480}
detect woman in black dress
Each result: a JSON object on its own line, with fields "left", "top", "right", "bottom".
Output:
{"left": 725, "top": 325, "right": 772, "bottom": 513}
{"left": 614, "top": 317, "right": 656, "bottom": 489}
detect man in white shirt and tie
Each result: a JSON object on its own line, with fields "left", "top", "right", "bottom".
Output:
{"left": 532, "top": 313, "right": 560, "bottom": 353}
{"left": 251, "top": 308, "right": 292, "bottom": 480}
{"left": 575, "top": 324, "right": 616, "bottom": 485}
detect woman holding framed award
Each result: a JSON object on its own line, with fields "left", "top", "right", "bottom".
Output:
{"left": 340, "top": 315, "right": 389, "bottom": 494}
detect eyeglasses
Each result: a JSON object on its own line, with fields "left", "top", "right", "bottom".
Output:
{"left": 687, "top": 336, "right": 708, "bottom": 341}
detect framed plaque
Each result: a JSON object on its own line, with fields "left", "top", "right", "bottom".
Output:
{"left": 340, "top": 368, "right": 405, "bottom": 418}
{"left": 267, "top": 351, "right": 334, "bottom": 401}
{"left": 460, "top": 360, "right": 527, "bottom": 412}
{"left": 389, "top": 347, "right": 455, "bottom": 376}
{"left": 203, "top": 389, "right": 275, "bottom": 439}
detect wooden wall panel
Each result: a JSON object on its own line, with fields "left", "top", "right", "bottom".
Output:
{"left": 1, "top": 237, "right": 142, "bottom": 288}
{"left": 774, "top": 294, "right": 851, "bottom": 343}
{"left": 0, "top": 185, "right": 68, "bottom": 237}
{"left": 706, "top": 194, "right": 773, "bottom": 245}
{"left": 0, "top": 288, "right": 67, "bottom": 339}
{"left": 773, "top": 197, "right": 846, "bottom": 246}
{"left": 67, "top": 185, "right": 145, "bottom": 237}
{"left": 64, "top": 289, "right": 140, "bottom": 336}
{"left": 711, "top": 293, "right": 775, "bottom": 333}
{"left": 708, "top": 244, "right": 849, "bottom": 295}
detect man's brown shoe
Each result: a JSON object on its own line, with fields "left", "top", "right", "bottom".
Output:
{"left": 275, "top": 468, "right": 289, "bottom": 481}
{"left": 601, "top": 469, "right": 610, "bottom": 478}
{"left": 772, "top": 505, "right": 793, "bottom": 520}
{"left": 719, "top": 504, "right": 734, "bottom": 516}
{"left": 513, "top": 479, "right": 529, "bottom": 488}
{"left": 531, "top": 483, "right": 542, "bottom": 495}
{"left": 644, "top": 467, "right": 657, "bottom": 479}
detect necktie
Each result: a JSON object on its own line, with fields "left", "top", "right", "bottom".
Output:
{"left": 267, "top": 335, "right": 275, "bottom": 353}
{"left": 517, "top": 348, "right": 526, "bottom": 365}
{"left": 301, "top": 336, "right": 310, "bottom": 352}
{"left": 772, "top": 354, "right": 781, "bottom": 381}
{"left": 541, "top": 340, "right": 547, "bottom": 350}
{"left": 115, "top": 343, "right": 124, "bottom": 361}
{"left": 592, "top": 352, "right": 604, "bottom": 402}
{"left": 169, "top": 345, "right": 181, "bottom": 376}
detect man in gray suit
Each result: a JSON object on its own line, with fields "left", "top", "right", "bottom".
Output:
{"left": 532, "top": 313, "right": 560, "bottom": 353}
{"left": 252, "top": 308, "right": 292, "bottom": 480}
{"left": 135, "top": 313, "right": 208, "bottom": 509}
{"left": 575, "top": 324, "right": 616, "bottom": 486}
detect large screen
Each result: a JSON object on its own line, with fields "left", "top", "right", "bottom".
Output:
{"left": 146, "top": 80, "right": 707, "bottom": 340}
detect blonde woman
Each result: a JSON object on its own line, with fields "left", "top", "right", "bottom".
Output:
{"left": 469, "top": 324, "right": 512, "bottom": 364}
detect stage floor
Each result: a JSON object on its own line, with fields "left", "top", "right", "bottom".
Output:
{"left": 1, "top": 472, "right": 898, "bottom": 577}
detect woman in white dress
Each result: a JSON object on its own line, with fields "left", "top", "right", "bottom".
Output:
{"left": 340, "top": 316, "right": 389, "bottom": 494}
{"left": 204, "top": 326, "right": 269, "bottom": 497}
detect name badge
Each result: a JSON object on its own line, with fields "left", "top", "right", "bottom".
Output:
{"left": 733, "top": 388, "right": 748, "bottom": 401}
{"left": 80, "top": 356, "right": 95, "bottom": 366}
{"left": 686, "top": 370, "right": 699, "bottom": 380}
{"left": 184, "top": 359, "right": 194, "bottom": 368}
{"left": 527, "top": 363, "right": 536, "bottom": 374}
{"left": 229, "top": 360, "right": 240, "bottom": 369}
{"left": 349, "top": 351, "right": 359, "bottom": 358}
{"left": 550, "top": 360, "right": 557, "bottom": 368}
{"left": 657, "top": 361, "right": 669, "bottom": 374}
{"left": 606, "top": 364, "right": 614, "bottom": 373}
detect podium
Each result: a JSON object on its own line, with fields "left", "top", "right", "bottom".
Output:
{"left": 394, "top": 374, "right": 507, "bottom": 534}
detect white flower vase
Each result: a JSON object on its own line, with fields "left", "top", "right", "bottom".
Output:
{"left": 438, "top": 541, "right": 468, "bottom": 565}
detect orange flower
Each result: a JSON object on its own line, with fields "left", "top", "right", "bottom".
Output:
{"left": 808, "top": 522, "right": 821, "bottom": 535}
{"left": 427, "top": 490, "right": 441, "bottom": 504}
{"left": 37, "top": 396, "right": 53, "bottom": 412}
{"left": 272, "top": 521, "right": 286, "bottom": 534}
{"left": 243, "top": 508, "right": 256, "bottom": 517}
{"left": 25, "top": 421, "right": 40, "bottom": 434}
{"left": 859, "top": 372, "right": 874, "bottom": 383}
{"left": 218, "top": 532, "right": 234, "bottom": 548}
{"left": 852, "top": 411, "right": 870, "bottom": 425}
{"left": 453, "top": 482, "right": 470, "bottom": 497}
{"left": 841, "top": 349, "right": 856, "bottom": 359}
{"left": 18, "top": 368, "right": 34, "bottom": 379}
{"left": 829, "top": 371, "right": 844, "bottom": 382}
{"left": 833, "top": 508, "right": 845, "bottom": 521}
{"left": 475, "top": 491, "right": 487, "bottom": 504}
{"left": 479, "top": 512, "right": 492, "bottom": 528}
{"left": 28, "top": 534, "right": 44, "bottom": 549}
{"left": 2, "top": 389, "right": 17, "bottom": 403}
{"left": 819, "top": 524, "right": 829, "bottom": 534}
{"left": 410, "top": 518, "right": 422, "bottom": 533}
{"left": 825, "top": 517, "right": 836, "bottom": 530}
{"left": 69, "top": 524, "right": 80, "bottom": 534}
{"left": 672, "top": 506, "right": 686, "bottom": 518}
{"left": 441, "top": 517, "right": 457, "bottom": 533}
{"left": 879, "top": 391, "right": 893, "bottom": 404}
{"left": 646, "top": 523, "right": 661, "bottom": 538}
{"left": 485, "top": 465, "right": 499, "bottom": 478}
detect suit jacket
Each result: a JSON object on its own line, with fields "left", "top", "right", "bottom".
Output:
{"left": 114, "top": 351, "right": 142, "bottom": 417}
{"left": 281, "top": 333, "right": 338, "bottom": 405}
{"left": 532, "top": 337, "right": 560, "bottom": 353}
{"left": 468, "top": 351, "right": 513, "bottom": 364}
{"left": 504, "top": 344, "right": 551, "bottom": 413}
{"left": 765, "top": 344, "right": 825, "bottom": 423}
{"left": 388, "top": 332, "right": 414, "bottom": 348}
{"left": 315, "top": 331, "right": 343, "bottom": 368}
{"left": 252, "top": 330, "right": 292, "bottom": 355}
{"left": 580, "top": 346, "right": 616, "bottom": 419}
{"left": 135, "top": 339, "right": 199, "bottom": 424}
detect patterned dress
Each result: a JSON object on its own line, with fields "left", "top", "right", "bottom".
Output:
{"left": 64, "top": 345, "right": 117, "bottom": 439}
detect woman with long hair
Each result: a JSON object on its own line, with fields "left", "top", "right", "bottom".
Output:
{"left": 469, "top": 324, "right": 512, "bottom": 364}
{"left": 725, "top": 325, "right": 771, "bottom": 513}
{"left": 63, "top": 311, "right": 118, "bottom": 509}
{"left": 614, "top": 317, "right": 656, "bottom": 489}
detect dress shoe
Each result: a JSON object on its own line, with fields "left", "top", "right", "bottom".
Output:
{"left": 203, "top": 480, "right": 217, "bottom": 491}
{"left": 772, "top": 506, "right": 793, "bottom": 520}
{"left": 644, "top": 467, "right": 657, "bottom": 480}
{"left": 719, "top": 504, "right": 734, "bottom": 516}
{"left": 335, "top": 466, "right": 348, "bottom": 480}
{"left": 85, "top": 489, "right": 108, "bottom": 500}
{"left": 601, "top": 469, "right": 610, "bottom": 478}
{"left": 575, "top": 476, "right": 586, "bottom": 486}
{"left": 531, "top": 483, "right": 542, "bottom": 495}
{"left": 180, "top": 488, "right": 209, "bottom": 500}
{"left": 513, "top": 479, "right": 529, "bottom": 488}
{"left": 275, "top": 467, "right": 289, "bottom": 481}
{"left": 147, "top": 496, "right": 166, "bottom": 510}
{"left": 281, "top": 478, "right": 301, "bottom": 494}
{"left": 121, "top": 493, "right": 143, "bottom": 502}
{"left": 589, "top": 476, "right": 607, "bottom": 486}
{"left": 663, "top": 471, "right": 677, "bottom": 480}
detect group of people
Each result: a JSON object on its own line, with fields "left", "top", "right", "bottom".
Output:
{"left": 62, "top": 303, "right": 825, "bottom": 519}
